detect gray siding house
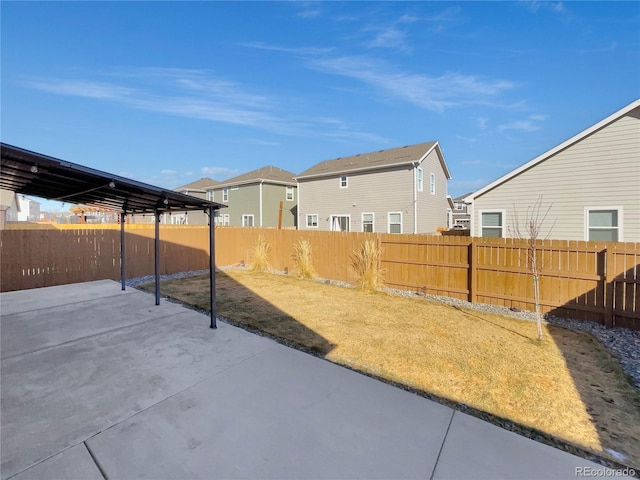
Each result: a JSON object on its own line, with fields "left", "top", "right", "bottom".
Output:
{"left": 296, "top": 142, "right": 451, "bottom": 233}
{"left": 130, "top": 177, "right": 219, "bottom": 224}
{"left": 209, "top": 166, "right": 297, "bottom": 228}
{"left": 448, "top": 193, "right": 471, "bottom": 230}
{"left": 465, "top": 99, "right": 640, "bottom": 242}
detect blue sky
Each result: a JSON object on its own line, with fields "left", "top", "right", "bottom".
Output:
{"left": 2, "top": 1, "right": 639, "bottom": 212}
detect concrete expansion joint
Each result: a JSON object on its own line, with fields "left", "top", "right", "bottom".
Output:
{"left": 83, "top": 442, "right": 108, "bottom": 480}
{"left": 429, "top": 409, "right": 456, "bottom": 480}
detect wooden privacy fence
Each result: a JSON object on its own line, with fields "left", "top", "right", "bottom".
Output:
{"left": 1, "top": 225, "right": 638, "bottom": 330}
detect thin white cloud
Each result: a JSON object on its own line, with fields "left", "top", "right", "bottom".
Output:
{"left": 476, "top": 116, "right": 489, "bottom": 130}
{"left": 239, "top": 42, "right": 333, "bottom": 56}
{"left": 310, "top": 56, "right": 517, "bottom": 112}
{"left": 161, "top": 169, "right": 177, "bottom": 175}
{"left": 25, "top": 79, "right": 134, "bottom": 100}
{"left": 498, "top": 114, "right": 548, "bottom": 133}
{"left": 367, "top": 27, "right": 408, "bottom": 50}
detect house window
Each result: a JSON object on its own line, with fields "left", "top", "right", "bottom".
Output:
{"left": 388, "top": 212, "right": 402, "bottom": 234}
{"left": 171, "top": 214, "right": 187, "bottom": 225}
{"left": 206, "top": 190, "right": 214, "bottom": 201}
{"left": 586, "top": 208, "right": 621, "bottom": 241}
{"left": 417, "top": 168, "right": 423, "bottom": 192}
{"left": 340, "top": 176, "right": 348, "bottom": 188}
{"left": 480, "top": 211, "right": 504, "bottom": 238}
{"left": 222, "top": 188, "right": 229, "bottom": 202}
{"left": 430, "top": 173, "right": 436, "bottom": 195}
{"left": 455, "top": 202, "right": 464, "bottom": 211}
{"left": 286, "top": 186, "right": 294, "bottom": 201}
{"left": 330, "top": 215, "right": 350, "bottom": 232}
{"left": 362, "top": 213, "right": 374, "bottom": 233}
{"left": 306, "top": 214, "right": 318, "bottom": 228}
{"left": 242, "top": 214, "right": 254, "bottom": 227}
{"left": 215, "top": 213, "right": 230, "bottom": 226}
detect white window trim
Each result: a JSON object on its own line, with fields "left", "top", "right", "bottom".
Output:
{"left": 206, "top": 190, "right": 214, "bottom": 201}
{"left": 339, "top": 176, "right": 348, "bottom": 189}
{"left": 330, "top": 214, "right": 351, "bottom": 232}
{"left": 479, "top": 209, "right": 506, "bottom": 238}
{"left": 361, "top": 212, "right": 375, "bottom": 233}
{"left": 286, "top": 186, "right": 294, "bottom": 201}
{"left": 417, "top": 167, "right": 424, "bottom": 192}
{"left": 222, "top": 188, "right": 229, "bottom": 202}
{"left": 429, "top": 173, "right": 436, "bottom": 195}
{"left": 242, "top": 214, "right": 255, "bottom": 227}
{"left": 223, "top": 214, "right": 230, "bottom": 226}
{"left": 388, "top": 211, "right": 403, "bottom": 234}
{"left": 306, "top": 214, "right": 319, "bottom": 228}
{"left": 584, "top": 206, "right": 623, "bottom": 242}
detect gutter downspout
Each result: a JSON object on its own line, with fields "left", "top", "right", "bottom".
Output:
{"left": 259, "top": 181, "right": 263, "bottom": 227}
{"left": 413, "top": 162, "right": 418, "bottom": 234}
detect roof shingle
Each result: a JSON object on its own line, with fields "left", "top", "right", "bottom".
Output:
{"left": 296, "top": 142, "right": 439, "bottom": 179}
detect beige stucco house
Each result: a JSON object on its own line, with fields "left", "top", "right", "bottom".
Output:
{"left": 296, "top": 142, "right": 451, "bottom": 234}
{"left": 208, "top": 166, "right": 297, "bottom": 228}
{"left": 465, "top": 99, "right": 640, "bottom": 242}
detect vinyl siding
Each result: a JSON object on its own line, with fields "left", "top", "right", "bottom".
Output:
{"left": 212, "top": 184, "right": 260, "bottom": 227}
{"left": 416, "top": 148, "right": 450, "bottom": 233}
{"left": 472, "top": 108, "right": 640, "bottom": 241}
{"left": 262, "top": 183, "right": 297, "bottom": 228}
{"left": 298, "top": 166, "right": 417, "bottom": 233}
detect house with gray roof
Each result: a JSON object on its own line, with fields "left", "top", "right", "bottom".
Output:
{"left": 464, "top": 99, "right": 640, "bottom": 241}
{"left": 296, "top": 142, "right": 451, "bottom": 234}
{"left": 210, "top": 166, "right": 297, "bottom": 228}
{"left": 131, "top": 177, "right": 219, "bottom": 224}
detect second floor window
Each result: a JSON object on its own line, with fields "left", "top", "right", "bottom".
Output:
{"left": 222, "top": 188, "right": 229, "bottom": 202}
{"left": 286, "top": 186, "right": 294, "bottom": 201}
{"left": 430, "top": 173, "right": 436, "bottom": 195}
{"left": 417, "top": 168, "right": 423, "bottom": 192}
{"left": 207, "top": 190, "right": 214, "bottom": 201}
{"left": 340, "top": 176, "right": 348, "bottom": 188}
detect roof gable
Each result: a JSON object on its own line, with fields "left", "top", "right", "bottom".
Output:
{"left": 296, "top": 141, "right": 451, "bottom": 180}
{"left": 465, "top": 99, "right": 640, "bottom": 203}
{"left": 174, "top": 177, "right": 219, "bottom": 192}
{"left": 215, "top": 166, "right": 296, "bottom": 188}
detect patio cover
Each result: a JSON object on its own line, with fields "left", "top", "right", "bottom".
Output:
{"left": 0, "top": 143, "right": 226, "bottom": 328}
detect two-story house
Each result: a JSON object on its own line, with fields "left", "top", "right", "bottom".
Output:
{"left": 448, "top": 193, "right": 471, "bottom": 230}
{"left": 296, "top": 142, "right": 451, "bottom": 233}
{"left": 209, "top": 166, "right": 297, "bottom": 228}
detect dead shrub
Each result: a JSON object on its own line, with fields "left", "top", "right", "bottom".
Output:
{"left": 292, "top": 238, "right": 315, "bottom": 279}
{"left": 250, "top": 235, "right": 271, "bottom": 272}
{"left": 352, "top": 239, "right": 384, "bottom": 290}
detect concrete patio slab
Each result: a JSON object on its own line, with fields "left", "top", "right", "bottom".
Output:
{"left": 9, "top": 444, "right": 103, "bottom": 480}
{"left": 1, "top": 285, "right": 272, "bottom": 479}
{"left": 1, "top": 280, "right": 613, "bottom": 480}
{"left": 1, "top": 291, "right": 187, "bottom": 358}
{"left": 86, "top": 345, "right": 453, "bottom": 480}
{"left": 0, "top": 279, "right": 131, "bottom": 315}
{"left": 431, "top": 411, "right": 624, "bottom": 480}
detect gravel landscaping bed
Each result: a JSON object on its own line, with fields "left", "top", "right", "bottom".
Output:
{"left": 127, "top": 268, "right": 640, "bottom": 391}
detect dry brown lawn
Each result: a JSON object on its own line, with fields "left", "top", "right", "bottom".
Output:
{"left": 142, "top": 269, "right": 640, "bottom": 469}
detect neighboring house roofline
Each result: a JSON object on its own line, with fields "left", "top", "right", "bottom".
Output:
{"left": 296, "top": 142, "right": 451, "bottom": 180}
{"left": 214, "top": 178, "right": 296, "bottom": 189}
{"left": 446, "top": 195, "right": 455, "bottom": 210}
{"left": 464, "top": 98, "right": 640, "bottom": 203}
{"left": 174, "top": 177, "right": 219, "bottom": 192}
{"left": 215, "top": 165, "right": 296, "bottom": 189}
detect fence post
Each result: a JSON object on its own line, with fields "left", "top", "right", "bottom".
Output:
{"left": 468, "top": 238, "right": 477, "bottom": 304}
{"left": 604, "top": 245, "right": 614, "bottom": 328}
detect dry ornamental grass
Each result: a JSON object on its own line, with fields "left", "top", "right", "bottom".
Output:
{"left": 143, "top": 269, "right": 640, "bottom": 469}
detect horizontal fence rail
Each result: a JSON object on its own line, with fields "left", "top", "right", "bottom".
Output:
{"left": 1, "top": 224, "right": 638, "bottom": 330}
